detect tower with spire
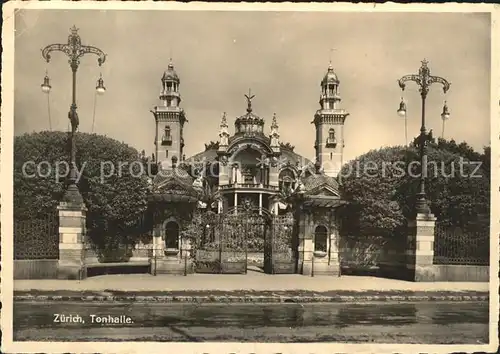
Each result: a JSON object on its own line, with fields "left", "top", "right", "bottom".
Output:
{"left": 151, "top": 60, "right": 187, "bottom": 170}
{"left": 312, "top": 62, "right": 349, "bottom": 178}
{"left": 269, "top": 113, "right": 280, "bottom": 151}
{"left": 218, "top": 112, "right": 229, "bottom": 148}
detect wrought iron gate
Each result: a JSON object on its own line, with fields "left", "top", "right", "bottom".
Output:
{"left": 195, "top": 207, "right": 269, "bottom": 274}
{"left": 195, "top": 207, "right": 297, "bottom": 274}
{"left": 266, "top": 213, "right": 296, "bottom": 274}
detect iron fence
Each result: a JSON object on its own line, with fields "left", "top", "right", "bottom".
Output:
{"left": 14, "top": 212, "right": 59, "bottom": 260}
{"left": 434, "top": 223, "right": 489, "bottom": 266}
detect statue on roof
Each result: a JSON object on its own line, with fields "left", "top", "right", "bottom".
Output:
{"left": 244, "top": 89, "right": 255, "bottom": 113}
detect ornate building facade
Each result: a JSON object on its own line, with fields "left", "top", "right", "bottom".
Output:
{"left": 147, "top": 60, "right": 349, "bottom": 276}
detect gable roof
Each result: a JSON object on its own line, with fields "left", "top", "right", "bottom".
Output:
{"left": 301, "top": 173, "right": 340, "bottom": 194}
{"left": 152, "top": 167, "right": 195, "bottom": 192}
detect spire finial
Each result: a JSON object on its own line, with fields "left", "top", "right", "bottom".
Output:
{"left": 328, "top": 48, "right": 336, "bottom": 70}
{"left": 271, "top": 112, "right": 278, "bottom": 129}
{"left": 169, "top": 47, "right": 174, "bottom": 64}
{"left": 221, "top": 111, "right": 227, "bottom": 125}
{"left": 244, "top": 89, "right": 255, "bottom": 113}
{"left": 70, "top": 25, "right": 79, "bottom": 34}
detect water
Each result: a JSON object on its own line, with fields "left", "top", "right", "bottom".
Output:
{"left": 14, "top": 301, "right": 489, "bottom": 343}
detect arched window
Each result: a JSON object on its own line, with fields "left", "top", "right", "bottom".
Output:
{"left": 326, "top": 128, "right": 337, "bottom": 148}
{"left": 165, "top": 221, "right": 179, "bottom": 249}
{"left": 328, "top": 128, "right": 335, "bottom": 141}
{"left": 162, "top": 126, "right": 172, "bottom": 146}
{"left": 279, "top": 169, "right": 296, "bottom": 192}
{"left": 314, "top": 225, "right": 328, "bottom": 253}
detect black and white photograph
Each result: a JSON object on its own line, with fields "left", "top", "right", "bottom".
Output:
{"left": 1, "top": 2, "right": 498, "bottom": 353}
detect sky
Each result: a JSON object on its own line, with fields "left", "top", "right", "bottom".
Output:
{"left": 13, "top": 9, "right": 491, "bottom": 163}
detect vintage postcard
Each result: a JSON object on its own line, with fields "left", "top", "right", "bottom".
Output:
{"left": 1, "top": 1, "right": 499, "bottom": 353}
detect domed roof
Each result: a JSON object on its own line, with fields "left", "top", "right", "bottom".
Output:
{"left": 162, "top": 62, "right": 180, "bottom": 82}
{"left": 321, "top": 64, "right": 339, "bottom": 85}
{"left": 235, "top": 111, "right": 264, "bottom": 125}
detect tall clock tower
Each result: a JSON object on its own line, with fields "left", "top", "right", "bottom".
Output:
{"left": 151, "top": 60, "right": 187, "bottom": 170}
{"left": 313, "top": 63, "right": 349, "bottom": 178}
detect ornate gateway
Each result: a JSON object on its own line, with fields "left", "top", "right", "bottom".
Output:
{"left": 195, "top": 206, "right": 296, "bottom": 274}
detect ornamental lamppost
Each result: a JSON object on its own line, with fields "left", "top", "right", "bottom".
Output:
{"left": 41, "top": 26, "right": 106, "bottom": 205}
{"left": 397, "top": 59, "right": 451, "bottom": 215}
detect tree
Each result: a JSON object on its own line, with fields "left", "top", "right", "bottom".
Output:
{"left": 271, "top": 182, "right": 303, "bottom": 215}
{"left": 339, "top": 146, "right": 409, "bottom": 238}
{"left": 197, "top": 179, "right": 222, "bottom": 212}
{"left": 397, "top": 144, "right": 489, "bottom": 232}
{"left": 14, "top": 131, "right": 149, "bottom": 255}
{"left": 339, "top": 139, "right": 490, "bottom": 237}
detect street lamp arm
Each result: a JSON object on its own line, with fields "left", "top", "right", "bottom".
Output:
{"left": 397, "top": 74, "right": 420, "bottom": 91}
{"left": 41, "top": 43, "right": 67, "bottom": 63}
{"left": 78, "top": 45, "right": 107, "bottom": 66}
{"left": 428, "top": 75, "right": 451, "bottom": 94}
{"left": 41, "top": 43, "right": 106, "bottom": 67}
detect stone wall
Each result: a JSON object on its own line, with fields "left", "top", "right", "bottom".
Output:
{"left": 421, "top": 265, "right": 489, "bottom": 282}
{"left": 14, "top": 260, "right": 58, "bottom": 279}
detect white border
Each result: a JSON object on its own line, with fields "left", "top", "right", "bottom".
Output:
{"left": 1, "top": 2, "right": 499, "bottom": 353}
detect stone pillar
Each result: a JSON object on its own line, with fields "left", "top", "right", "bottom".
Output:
{"left": 181, "top": 236, "right": 193, "bottom": 275}
{"left": 406, "top": 213, "right": 437, "bottom": 281}
{"left": 298, "top": 212, "right": 314, "bottom": 275}
{"left": 218, "top": 163, "right": 229, "bottom": 185}
{"left": 150, "top": 224, "right": 162, "bottom": 275}
{"left": 57, "top": 202, "right": 87, "bottom": 280}
{"left": 273, "top": 201, "right": 279, "bottom": 215}
{"left": 234, "top": 165, "right": 240, "bottom": 185}
{"left": 327, "top": 223, "right": 341, "bottom": 273}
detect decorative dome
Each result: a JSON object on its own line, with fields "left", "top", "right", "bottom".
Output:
{"left": 162, "top": 62, "right": 180, "bottom": 83}
{"left": 234, "top": 90, "right": 265, "bottom": 135}
{"left": 321, "top": 64, "right": 339, "bottom": 85}
{"left": 234, "top": 111, "right": 265, "bottom": 135}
